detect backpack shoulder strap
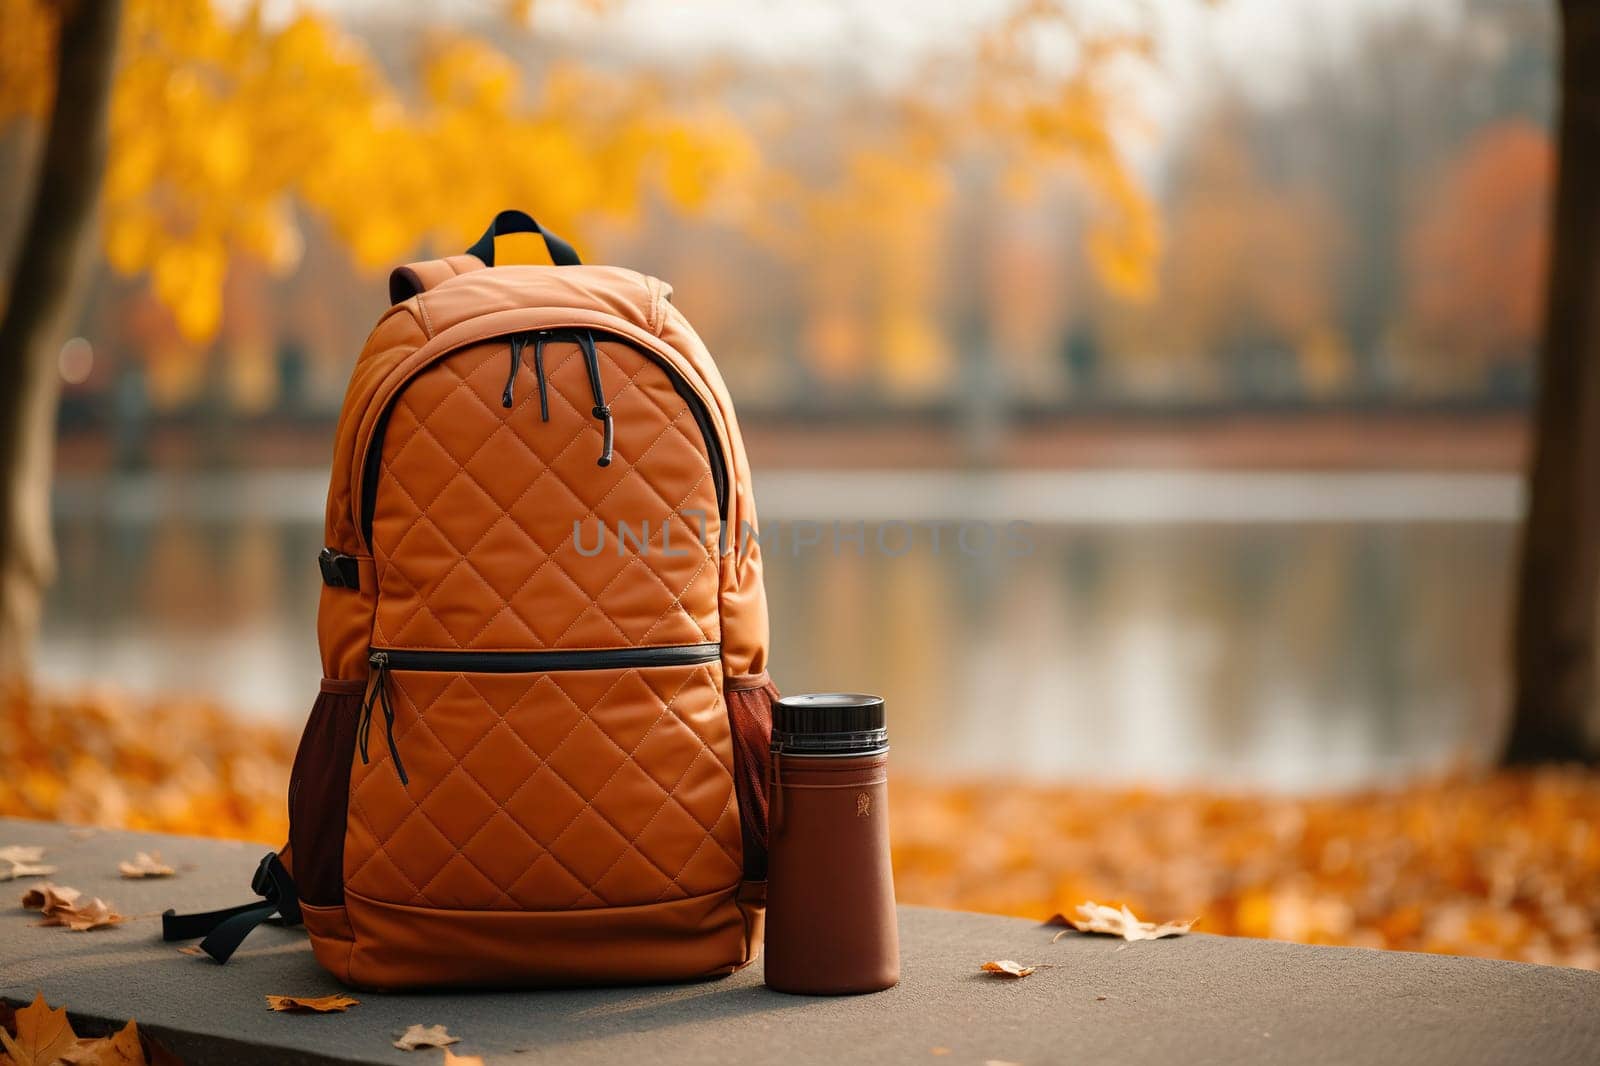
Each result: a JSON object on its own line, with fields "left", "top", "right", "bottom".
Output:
{"left": 387, "top": 253, "right": 485, "bottom": 305}
{"left": 162, "top": 851, "right": 301, "bottom": 963}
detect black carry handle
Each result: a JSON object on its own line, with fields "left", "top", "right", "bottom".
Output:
{"left": 466, "top": 209, "right": 582, "bottom": 267}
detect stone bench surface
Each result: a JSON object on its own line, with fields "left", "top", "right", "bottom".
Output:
{"left": 2, "top": 817, "right": 1597, "bottom": 1066}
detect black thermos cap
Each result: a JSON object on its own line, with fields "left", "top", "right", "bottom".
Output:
{"left": 772, "top": 692, "right": 887, "bottom": 756}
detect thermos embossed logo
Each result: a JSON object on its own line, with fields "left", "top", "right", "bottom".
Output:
{"left": 856, "top": 792, "right": 872, "bottom": 818}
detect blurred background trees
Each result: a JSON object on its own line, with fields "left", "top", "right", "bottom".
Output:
{"left": 0, "top": 0, "right": 1595, "bottom": 764}
{"left": 0, "top": 0, "right": 118, "bottom": 677}
{"left": 1509, "top": 0, "right": 1600, "bottom": 764}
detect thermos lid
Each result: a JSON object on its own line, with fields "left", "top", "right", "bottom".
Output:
{"left": 772, "top": 692, "right": 887, "bottom": 756}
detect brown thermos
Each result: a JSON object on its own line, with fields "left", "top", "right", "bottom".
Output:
{"left": 763, "top": 693, "right": 899, "bottom": 995}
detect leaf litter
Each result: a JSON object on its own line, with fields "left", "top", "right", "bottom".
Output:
{"left": 0, "top": 994, "right": 178, "bottom": 1066}
{"left": 0, "top": 845, "right": 56, "bottom": 882}
{"left": 264, "top": 994, "right": 359, "bottom": 1014}
{"left": 1046, "top": 902, "right": 1195, "bottom": 942}
{"left": 117, "top": 853, "right": 175, "bottom": 879}
{"left": 394, "top": 1024, "right": 459, "bottom": 1050}
{"left": 20, "top": 882, "right": 126, "bottom": 931}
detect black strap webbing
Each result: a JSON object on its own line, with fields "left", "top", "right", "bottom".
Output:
{"left": 162, "top": 852, "right": 301, "bottom": 963}
{"left": 464, "top": 209, "right": 581, "bottom": 267}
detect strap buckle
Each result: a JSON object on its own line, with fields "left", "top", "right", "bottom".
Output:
{"left": 318, "top": 548, "right": 360, "bottom": 590}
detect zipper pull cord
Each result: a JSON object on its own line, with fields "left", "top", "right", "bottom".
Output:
{"left": 357, "top": 652, "right": 384, "bottom": 765}
{"left": 577, "top": 330, "right": 614, "bottom": 467}
{"left": 532, "top": 332, "right": 550, "bottom": 422}
{"left": 360, "top": 652, "right": 408, "bottom": 785}
{"left": 377, "top": 666, "right": 408, "bottom": 786}
{"left": 501, "top": 334, "right": 526, "bottom": 409}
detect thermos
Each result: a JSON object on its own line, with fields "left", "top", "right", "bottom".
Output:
{"left": 763, "top": 693, "right": 899, "bottom": 995}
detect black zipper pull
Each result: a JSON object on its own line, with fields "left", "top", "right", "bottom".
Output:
{"left": 532, "top": 332, "right": 550, "bottom": 422}
{"left": 501, "top": 334, "right": 526, "bottom": 408}
{"left": 577, "top": 330, "right": 614, "bottom": 467}
{"left": 361, "top": 651, "right": 408, "bottom": 785}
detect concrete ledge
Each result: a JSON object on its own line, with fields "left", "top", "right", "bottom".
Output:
{"left": 2, "top": 817, "right": 1598, "bottom": 1065}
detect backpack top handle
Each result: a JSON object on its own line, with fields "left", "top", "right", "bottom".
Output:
{"left": 465, "top": 209, "right": 582, "bottom": 268}
{"left": 388, "top": 210, "right": 582, "bottom": 305}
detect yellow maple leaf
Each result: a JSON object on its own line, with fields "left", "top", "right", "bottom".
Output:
{"left": 59, "top": 1019, "right": 145, "bottom": 1066}
{"left": 0, "top": 994, "right": 77, "bottom": 1066}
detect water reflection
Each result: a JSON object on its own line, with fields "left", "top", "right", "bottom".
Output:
{"left": 42, "top": 473, "right": 1512, "bottom": 791}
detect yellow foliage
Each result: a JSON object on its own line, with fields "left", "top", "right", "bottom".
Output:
{"left": 3, "top": 0, "right": 1160, "bottom": 384}
{"left": 0, "top": 0, "right": 56, "bottom": 121}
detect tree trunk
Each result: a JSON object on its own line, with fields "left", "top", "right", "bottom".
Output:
{"left": 0, "top": 0, "right": 122, "bottom": 678}
{"left": 1506, "top": 0, "right": 1600, "bottom": 763}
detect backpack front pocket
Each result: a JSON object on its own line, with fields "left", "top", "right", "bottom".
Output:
{"left": 344, "top": 644, "right": 744, "bottom": 913}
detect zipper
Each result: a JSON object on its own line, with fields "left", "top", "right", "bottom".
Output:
{"left": 358, "top": 642, "right": 722, "bottom": 783}
{"left": 373, "top": 643, "right": 720, "bottom": 673}
{"left": 359, "top": 328, "right": 727, "bottom": 549}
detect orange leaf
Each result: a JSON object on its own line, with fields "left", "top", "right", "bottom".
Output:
{"left": 20, "top": 883, "right": 80, "bottom": 914}
{"left": 264, "top": 995, "right": 358, "bottom": 1014}
{"left": 442, "top": 1052, "right": 486, "bottom": 1066}
{"left": 59, "top": 1020, "right": 145, "bottom": 1065}
{"left": 0, "top": 995, "right": 78, "bottom": 1066}
{"left": 38, "top": 897, "right": 126, "bottom": 932}
{"left": 979, "top": 959, "right": 1035, "bottom": 978}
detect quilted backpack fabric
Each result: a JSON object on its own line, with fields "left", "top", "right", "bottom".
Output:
{"left": 199, "top": 212, "right": 777, "bottom": 989}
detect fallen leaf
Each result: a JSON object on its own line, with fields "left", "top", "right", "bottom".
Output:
{"left": 38, "top": 897, "right": 126, "bottom": 932}
{"left": 1050, "top": 902, "right": 1195, "bottom": 942}
{"left": 177, "top": 945, "right": 207, "bottom": 958}
{"left": 59, "top": 1020, "right": 144, "bottom": 1065}
{"left": 0, "top": 846, "right": 56, "bottom": 882}
{"left": 979, "top": 959, "right": 1035, "bottom": 979}
{"left": 930, "top": 1048, "right": 952, "bottom": 1056}
{"left": 117, "top": 852, "right": 175, "bottom": 879}
{"left": 20, "top": 883, "right": 80, "bottom": 914}
{"left": 394, "top": 1024, "right": 459, "bottom": 1051}
{"left": 265, "top": 994, "right": 359, "bottom": 1014}
{"left": 0, "top": 994, "right": 78, "bottom": 1066}
{"left": 442, "top": 1052, "right": 485, "bottom": 1066}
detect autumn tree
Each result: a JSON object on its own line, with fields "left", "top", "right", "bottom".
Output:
{"left": 1403, "top": 121, "right": 1551, "bottom": 390}
{"left": 0, "top": 0, "right": 1158, "bottom": 673}
{"left": 0, "top": 0, "right": 121, "bottom": 676}
{"left": 1508, "top": 0, "right": 1600, "bottom": 764}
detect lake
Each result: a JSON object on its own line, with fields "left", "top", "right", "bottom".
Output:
{"left": 42, "top": 468, "right": 1519, "bottom": 791}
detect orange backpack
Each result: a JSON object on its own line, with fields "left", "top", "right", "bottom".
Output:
{"left": 165, "top": 211, "right": 778, "bottom": 989}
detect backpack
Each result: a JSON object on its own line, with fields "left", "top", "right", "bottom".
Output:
{"left": 164, "top": 210, "right": 779, "bottom": 989}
